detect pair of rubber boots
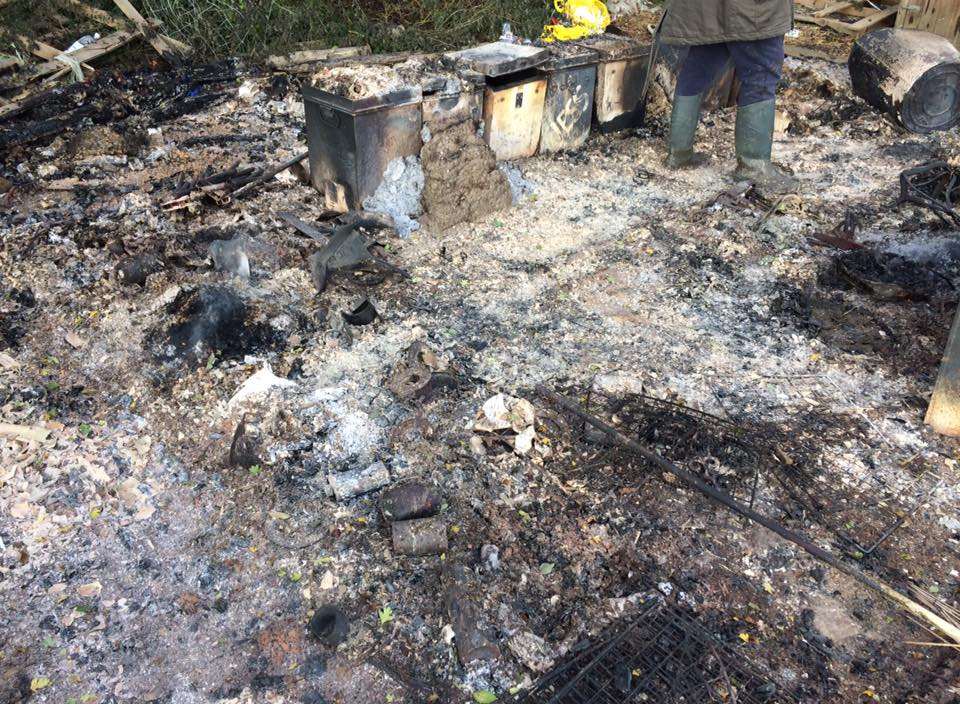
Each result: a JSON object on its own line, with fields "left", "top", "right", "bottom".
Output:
{"left": 666, "top": 94, "right": 798, "bottom": 194}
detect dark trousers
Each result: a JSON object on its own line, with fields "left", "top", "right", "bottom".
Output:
{"left": 675, "top": 36, "right": 785, "bottom": 106}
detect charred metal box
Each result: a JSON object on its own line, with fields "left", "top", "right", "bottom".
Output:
{"left": 482, "top": 73, "right": 548, "bottom": 160}
{"left": 538, "top": 44, "right": 598, "bottom": 153}
{"left": 420, "top": 69, "right": 485, "bottom": 132}
{"left": 302, "top": 85, "right": 423, "bottom": 209}
{"left": 574, "top": 34, "right": 651, "bottom": 133}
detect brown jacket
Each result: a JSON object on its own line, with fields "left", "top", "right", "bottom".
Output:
{"left": 659, "top": 0, "right": 793, "bottom": 45}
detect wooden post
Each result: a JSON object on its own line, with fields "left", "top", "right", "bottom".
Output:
{"left": 926, "top": 305, "right": 960, "bottom": 435}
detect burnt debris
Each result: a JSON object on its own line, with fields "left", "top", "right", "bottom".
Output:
{"left": 309, "top": 219, "right": 408, "bottom": 294}
{"left": 899, "top": 161, "right": 960, "bottom": 228}
{"left": 0, "top": 61, "right": 238, "bottom": 155}
{"left": 146, "top": 285, "right": 284, "bottom": 366}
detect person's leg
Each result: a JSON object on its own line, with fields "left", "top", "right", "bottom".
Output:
{"left": 675, "top": 43, "right": 732, "bottom": 97}
{"left": 667, "top": 43, "right": 731, "bottom": 168}
{"left": 726, "top": 36, "right": 797, "bottom": 192}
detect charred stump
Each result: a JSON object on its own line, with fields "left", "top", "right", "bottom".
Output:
{"left": 849, "top": 28, "right": 960, "bottom": 133}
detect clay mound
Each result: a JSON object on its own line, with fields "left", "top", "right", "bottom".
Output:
{"left": 420, "top": 121, "right": 512, "bottom": 231}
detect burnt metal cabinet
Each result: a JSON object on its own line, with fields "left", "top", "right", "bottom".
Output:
{"left": 575, "top": 34, "right": 651, "bottom": 132}
{"left": 483, "top": 75, "right": 548, "bottom": 160}
{"left": 539, "top": 44, "right": 599, "bottom": 153}
{"left": 302, "top": 86, "right": 423, "bottom": 209}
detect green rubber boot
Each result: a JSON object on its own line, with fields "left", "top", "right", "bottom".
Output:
{"left": 665, "top": 93, "right": 707, "bottom": 169}
{"left": 733, "top": 99, "right": 798, "bottom": 194}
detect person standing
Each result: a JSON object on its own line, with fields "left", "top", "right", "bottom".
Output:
{"left": 660, "top": 0, "right": 798, "bottom": 193}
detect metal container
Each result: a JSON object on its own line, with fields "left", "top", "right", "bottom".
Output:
{"left": 538, "top": 43, "right": 598, "bottom": 153}
{"left": 482, "top": 72, "right": 548, "bottom": 161}
{"left": 421, "top": 70, "right": 485, "bottom": 132}
{"left": 302, "top": 85, "right": 423, "bottom": 209}
{"left": 443, "top": 42, "right": 549, "bottom": 160}
{"left": 574, "top": 34, "right": 651, "bottom": 133}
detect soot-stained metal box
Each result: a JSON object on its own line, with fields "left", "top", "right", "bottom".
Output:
{"left": 539, "top": 43, "right": 598, "bottom": 153}
{"left": 574, "top": 33, "right": 651, "bottom": 132}
{"left": 302, "top": 85, "right": 423, "bottom": 209}
{"left": 482, "top": 73, "right": 548, "bottom": 160}
{"left": 419, "top": 68, "right": 485, "bottom": 132}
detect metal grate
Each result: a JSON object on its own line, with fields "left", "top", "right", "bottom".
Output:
{"left": 543, "top": 389, "right": 939, "bottom": 557}
{"left": 511, "top": 599, "right": 794, "bottom": 704}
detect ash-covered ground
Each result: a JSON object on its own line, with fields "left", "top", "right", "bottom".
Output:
{"left": 1, "top": 45, "right": 959, "bottom": 704}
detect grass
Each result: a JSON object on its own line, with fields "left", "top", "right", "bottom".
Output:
{"left": 0, "top": 0, "right": 552, "bottom": 62}
{"left": 137, "top": 0, "right": 554, "bottom": 59}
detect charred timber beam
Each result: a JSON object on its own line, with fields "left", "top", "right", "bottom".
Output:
{"left": 926, "top": 306, "right": 960, "bottom": 436}
{"left": 442, "top": 564, "right": 501, "bottom": 665}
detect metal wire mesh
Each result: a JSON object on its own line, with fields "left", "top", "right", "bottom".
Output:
{"left": 511, "top": 599, "right": 794, "bottom": 704}
{"left": 542, "top": 388, "right": 939, "bottom": 557}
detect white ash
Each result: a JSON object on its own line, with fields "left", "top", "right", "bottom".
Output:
{"left": 362, "top": 155, "right": 424, "bottom": 237}
{"left": 499, "top": 162, "right": 536, "bottom": 204}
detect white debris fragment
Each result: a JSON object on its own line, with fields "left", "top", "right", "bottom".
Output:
{"left": 327, "top": 461, "right": 391, "bottom": 501}
{"left": 238, "top": 79, "right": 263, "bottom": 103}
{"left": 228, "top": 364, "right": 296, "bottom": 407}
{"left": 475, "top": 393, "right": 535, "bottom": 433}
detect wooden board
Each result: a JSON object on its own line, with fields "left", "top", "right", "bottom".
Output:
{"left": 897, "top": 0, "right": 960, "bottom": 48}
{"left": 482, "top": 77, "right": 547, "bottom": 160}
{"left": 26, "top": 30, "right": 137, "bottom": 81}
{"left": 796, "top": 4, "right": 899, "bottom": 36}
{"left": 111, "top": 0, "right": 191, "bottom": 59}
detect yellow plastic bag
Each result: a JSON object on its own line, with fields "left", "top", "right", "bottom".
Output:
{"left": 542, "top": 0, "right": 611, "bottom": 43}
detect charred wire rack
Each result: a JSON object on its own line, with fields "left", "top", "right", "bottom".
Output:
{"left": 553, "top": 389, "right": 767, "bottom": 506}
{"left": 899, "top": 161, "right": 960, "bottom": 227}
{"left": 544, "top": 388, "right": 940, "bottom": 558}
{"left": 511, "top": 599, "right": 795, "bottom": 704}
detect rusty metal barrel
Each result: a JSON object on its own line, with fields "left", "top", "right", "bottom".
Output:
{"left": 849, "top": 28, "right": 960, "bottom": 133}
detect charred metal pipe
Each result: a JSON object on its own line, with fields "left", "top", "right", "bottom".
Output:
{"left": 537, "top": 386, "right": 960, "bottom": 645}
{"left": 443, "top": 564, "right": 501, "bottom": 665}
{"left": 392, "top": 517, "right": 447, "bottom": 556}
{"left": 380, "top": 482, "right": 441, "bottom": 522}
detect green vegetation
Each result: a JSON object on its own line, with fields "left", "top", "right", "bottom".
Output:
{"left": 0, "top": 0, "right": 554, "bottom": 64}
{"left": 139, "top": 0, "right": 553, "bottom": 58}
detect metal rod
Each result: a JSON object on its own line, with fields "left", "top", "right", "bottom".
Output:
{"left": 537, "top": 385, "right": 960, "bottom": 645}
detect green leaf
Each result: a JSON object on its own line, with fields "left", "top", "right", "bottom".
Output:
{"left": 289, "top": 571, "right": 302, "bottom": 583}
{"left": 206, "top": 353, "right": 216, "bottom": 370}
{"left": 41, "top": 636, "right": 56, "bottom": 648}
{"left": 378, "top": 605, "right": 394, "bottom": 625}
{"left": 473, "top": 690, "right": 497, "bottom": 703}
{"left": 518, "top": 510, "right": 531, "bottom": 523}
{"left": 45, "top": 381, "right": 60, "bottom": 392}
{"left": 30, "top": 677, "right": 51, "bottom": 692}
{"left": 78, "top": 423, "right": 92, "bottom": 437}
{"left": 539, "top": 562, "right": 555, "bottom": 575}
{"left": 248, "top": 465, "right": 261, "bottom": 476}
